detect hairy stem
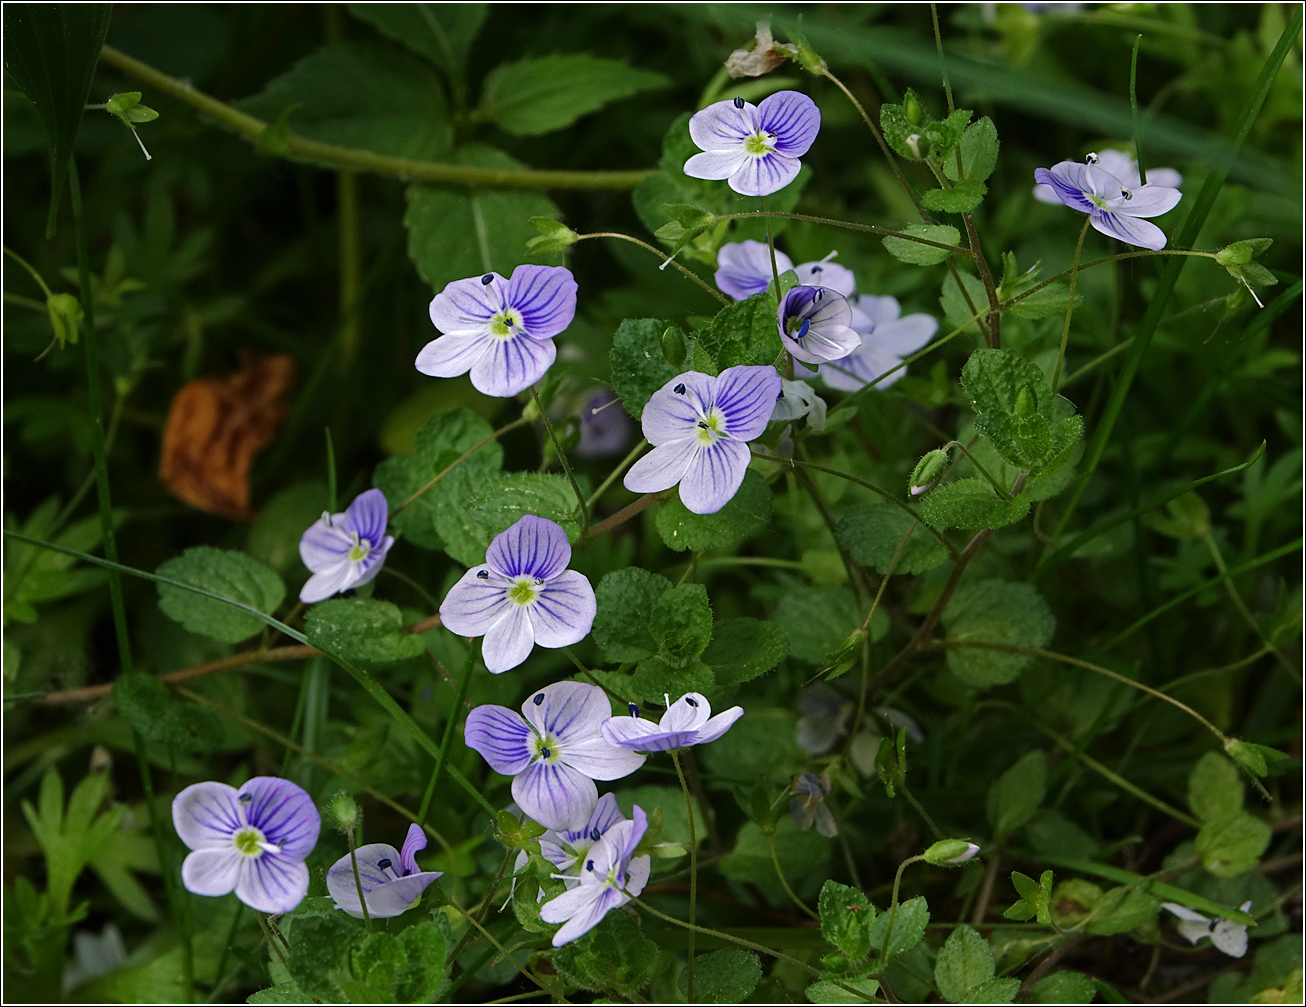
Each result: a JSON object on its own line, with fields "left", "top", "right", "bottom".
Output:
{"left": 671, "top": 751, "right": 699, "bottom": 1002}
{"left": 532, "top": 386, "right": 589, "bottom": 534}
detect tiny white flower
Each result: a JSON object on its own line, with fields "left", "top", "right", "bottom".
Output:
{"left": 1161, "top": 901, "right": 1253, "bottom": 958}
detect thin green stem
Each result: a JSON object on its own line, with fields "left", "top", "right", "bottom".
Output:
{"left": 577, "top": 231, "right": 730, "bottom": 305}
{"left": 671, "top": 751, "right": 699, "bottom": 1002}
{"left": 420, "top": 647, "right": 477, "bottom": 825}
{"left": 881, "top": 855, "right": 926, "bottom": 968}
{"left": 1002, "top": 249, "right": 1218, "bottom": 312}
{"left": 393, "top": 416, "right": 529, "bottom": 516}
{"left": 900, "top": 783, "right": 944, "bottom": 841}
{"left": 1130, "top": 34, "right": 1148, "bottom": 183}
{"left": 762, "top": 196, "right": 783, "bottom": 293}
{"left": 450, "top": 849, "right": 515, "bottom": 961}
{"left": 347, "top": 828, "right": 374, "bottom": 932}
{"left": 765, "top": 830, "right": 819, "bottom": 920}
{"left": 717, "top": 211, "right": 970, "bottom": 256}
{"left": 586, "top": 440, "right": 647, "bottom": 509}
{"left": 930, "top": 4, "right": 955, "bottom": 113}
{"left": 99, "top": 45, "right": 650, "bottom": 190}
{"left": 1058, "top": 337, "right": 1133, "bottom": 388}
{"left": 1053, "top": 217, "right": 1092, "bottom": 389}
{"left": 1201, "top": 532, "right": 1298, "bottom": 678}
{"left": 208, "top": 903, "right": 245, "bottom": 1002}
{"left": 532, "top": 386, "right": 589, "bottom": 535}
{"left": 3, "top": 245, "right": 54, "bottom": 297}
{"left": 255, "top": 914, "right": 291, "bottom": 975}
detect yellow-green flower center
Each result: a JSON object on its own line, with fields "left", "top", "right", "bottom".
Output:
{"left": 1088, "top": 194, "right": 1108, "bottom": 210}
{"left": 743, "top": 132, "right": 773, "bottom": 157}
{"left": 489, "top": 310, "right": 522, "bottom": 338}
{"left": 694, "top": 409, "right": 726, "bottom": 445}
{"left": 508, "top": 577, "right": 540, "bottom": 605}
{"left": 533, "top": 733, "right": 561, "bottom": 762}
{"left": 233, "top": 826, "right": 267, "bottom": 857}
{"left": 348, "top": 540, "right": 371, "bottom": 563}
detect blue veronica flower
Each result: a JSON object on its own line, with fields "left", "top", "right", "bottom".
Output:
{"left": 173, "top": 777, "right": 320, "bottom": 914}
{"left": 325, "top": 823, "right": 443, "bottom": 919}
{"left": 684, "top": 91, "right": 820, "bottom": 197}
{"left": 713, "top": 241, "right": 858, "bottom": 303}
{"left": 539, "top": 806, "right": 652, "bottom": 946}
{"left": 298, "top": 488, "right": 394, "bottom": 604}
{"left": 623, "top": 365, "right": 781, "bottom": 515}
{"left": 819, "top": 295, "right": 938, "bottom": 392}
{"left": 463, "top": 681, "right": 645, "bottom": 831}
{"left": 416, "top": 264, "right": 578, "bottom": 397}
{"left": 1034, "top": 158, "right": 1182, "bottom": 250}
{"left": 576, "top": 389, "right": 632, "bottom": 458}
{"left": 1034, "top": 148, "right": 1181, "bottom": 205}
{"left": 513, "top": 793, "right": 627, "bottom": 896}
{"left": 601, "top": 693, "right": 743, "bottom": 752}
{"left": 778, "top": 285, "right": 862, "bottom": 364}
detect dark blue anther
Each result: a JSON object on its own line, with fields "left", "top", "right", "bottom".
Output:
{"left": 685, "top": 697, "right": 699, "bottom": 707}
{"left": 795, "top": 318, "right": 811, "bottom": 341}
{"left": 476, "top": 569, "right": 489, "bottom": 580}
{"left": 673, "top": 382, "right": 686, "bottom": 395}
{"left": 813, "top": 289, "right": 824, "bottom": 302}
{"left": 402, "top": 869, "right": 412, "bottom": 877}
{"left": 590, "top": 827, "right": 602, "bottom": 841}
{"left": 378, "top": 858, "right": 392, "bottom": 870}
{"left": 732, "top": 97, "right": 745, "bottom": 109}
{"left": 776, "top": 390, "right": 785, "bottom": 400}
{"left": 481, "top": 274, "right": 494, "bottom": 284}
{"left": 534, "top": 693, "right": 545, "bottom": 705}
{"left": 540, "top": 746, "right": 551, "bottom": 759}
{"left": 237, "top": 793, "right": 252, "bottom": 804}
{"left": 586, "top": 859, "right": 595, "bottom": 871}
{"left": 811, "top": 264, "right": 822, "bottom": 273}
{"left": 534, "top": 576, "right": 546, "bottom": 586}
{"left": 628, "top": 703, "right": 640, "bottom": 718}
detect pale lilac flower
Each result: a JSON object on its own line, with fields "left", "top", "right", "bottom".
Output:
{"left": 513, "top": 793, "right": 626, "bottom": 892}
{"left": 326, "top": 823, "right": 443, "bottom": 919}
{"left": 792, "top": 255, "right": 856, "bottom": 296}
{"left": 820, "top": 295, "right": 938, "bottom": 392}
{"left": 540, "top": 806, "right": 652, "bottom": 946}
{"left": 715, "top": 240, "right": 793, "bottom": 301}
{"left": 173, "top": 777, "right": 320, "bottom": 914}
{"left": 623, "top": 365, "right": 781, "bottom": 514}
{"left": 789, "top": 771, "right": 837, "bottom": 838}
{"left": 684, "top": 91, "right": 820, "bottom": 197}
{"left": 1033, "top": 158, "right": 1182, "bottom": 250}
{"left": 1162, "top": 901, "right": 1253, "bottom": 958}
{"left": 601, "top": 693, "right": 743, "bottom": 752}
{"left": 576, "top": 389, "right": 631, "bottom": 458}
{"left": 416, "top": 265, "right": 578, "bottom": 397}
{"left": 299, "top": 488, "right": 394, "bottom": 604}
{"left": 440, "top": 515, "right": 596, "bottom": 674}
{"left": 778, "top": 286, "right": 862, "bottom": 364}
{"left": 771, "top": 378, "right": 827, "bottom": 430}
{"left": 464, "top": 681, "right": 645, "bottom": 831}
{"left": 1034, "top": 149, "right": 1181, "bottom": 204}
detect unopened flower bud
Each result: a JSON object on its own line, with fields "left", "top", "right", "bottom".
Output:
{"left": 105, "top": 91, "right": 142, "bottom": 115}
{"left": 909, "top": 447, "right": 949, "bottom": 496}
{"left": 46, "top": 292, "right": 83, "bottom": 349}
{"left": 325, "top": 791, "right": 361, "bottom": 834}
{"left": 1015, "top": 385, "right": 1037, "bottom": 418}
{"left": 661, "top": 326, "right": 686, "bottom": 367}
{"left": 905, "top": 134, "right": 924, "bottom": 160}
{"left": 903, "top": 90, "right": 925, "bottom": 127}
{"left": 924, "top": 839, "right": 981, "bottom": 865}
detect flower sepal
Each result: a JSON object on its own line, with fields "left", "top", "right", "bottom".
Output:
{"left": 495, "top": 810, "right": 549, "bottom": 848}
{"left": 526, "top": 216, "right": 580, "bottom": 255}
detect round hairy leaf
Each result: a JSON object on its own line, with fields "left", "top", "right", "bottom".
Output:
{"left": 655, "top": 468, "right": 773, "bottom": 552}
{"left": 835, "top": 504, "right": 949, "bottom": 575}
{"left": 155, "top": 547, "right": 285, "bottom": 644}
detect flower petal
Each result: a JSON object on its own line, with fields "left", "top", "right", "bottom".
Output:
{"left": 428, "top": 274, "right": 506, "bottom": 334}
{"left": 1031, "top": 182, "right": 1063, "bottom": 205}
{"left": 512, "top": 760, "right": 598, "bottom": 831}
{"left": 588, "top": 793, "right": 626, "bottom": 837}
{"left": 728, "top": 153, "right": 801, "bottom": 197}
{"left": 873, "top": 313, "right": 938, "bottom": 356}
{"left": 242, "top": 777, "right": 321, "bottom": 860}
{"left": 1107, "top": 183, "right": 1182, "bottom": 218}
{"left": 482, "top": 604, "right": 536, "bottom": 673}
{"left": 688, "top": 99, "right": 757, "bottom": 150}
{"left": 326, "top": 844, "right": 440, "bottom": 919}
{"left": 469, "top": 333, "right": 556, "bottom": 398}
{"left": 415, "top": 331, "right": 492, "bottom": 379}
{"left": 660, "top": 693, "right": 713, "bottom": 733}
{"left": 298, "top": 560, "right": 357, "bottom": 604}
{"left": 785, "top": 319, "right": 862, "bottom": 364}
{"left": 508, "top": 265, "right": 578, "bottom": 339}
{"left": 600, "top": 719, "right": 696, "bottom": 752}
{"left": 851, "top": 294, "right": 900, "bottom": 331}
{"left": 625, "top": 855, "right": 652, "bottom": 897}
{"left": 758, "top": 91, "right": 820, "bottom": 157}
{"left": 1144, "top": 167, "right": 1183, "bottom": 189}
{"left": 1211, "top": 920, "right": 1248, "bottom": 958}
{"left": 562, "top": 735, "right": 647, "bottom": 779}
{"left": 173, "top": 781, "right": 242, "bottom": 850}
{"left": 691, "top": 706, "right": 745, "bottom": 745}
{"left": 715, "top": 364, "right": 783, "bottom": 441}
{"left": 440, "top": 567, "right": 513, "bottom": 636}
{"left": 522, "top": 681, "right": 611, "bottom": 742}
{"left": 343, "top": 489, "right": 389, "bottom": 548}
{"left": 679, "top": 439, "right": 751, "bottom": 515}
{"left": 487, "top": 514, "right": 572, "bottom": 581}
{"left": 716, "top": 240, "right": 793, "bottom": 301}
{"left": 684, "top": 148, "right": 749, "bottom": 181}
{"left": 348, "top": 540, "right": 392, "bottom": 590}
{"left": 529, "top": 570, "right": 596, "bottom": 648}
{"left": 464, "top": 705, "right": 535, "bottom": 774}
{"left": 623, "top": 438, "right": 700, "bottom": 495}
{"left": 794, "top": 260, "right": 855, "bottom": 297}
{"left": 299, "top": 518, "right": 354, "bottom": 573}
{"left": 181, "top": 847, "right": 242, "bottom": 897}
{"left": 1091, "top": 210, "right": 1167, "bottom": 250}
{"left": 550, "top": 887, "right": 623, "bottom": 947}
{"left": 236, "top": 852, "right": 310, "bottom": 914}
{"left": 641, "top": 371, "right": 716, "bottom": 445}
{"left": 1033, "top": 164, "right": 1094, "bottom": 213}
{"left": 399, "top": 823, "right": 427, "bottom": 875}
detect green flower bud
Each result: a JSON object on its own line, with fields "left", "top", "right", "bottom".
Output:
{"left": 924, "top": 839, "right": 981, "bottom": 865}
{"left": 661, "top": 326, "right": 686, "bottom": 367}
{"left": 325, "top": 791, "right": 360, "bottom": 833}
{"left": 1015, "top": 384, "right": 1037, "bottom": 418}
{"left": 791, "top": 37, "right": 828, "bottom": 75}
{"left": 122, "top": 104, "right": 159, "bottom": 124}
{"left": 495, "top": 810, "right": 547, "bottom": 846}
{"left": 903, "top": 90, "right": 925, "bottom": 127}
{"left": 526, "top": 216, "right": 580, "bottom": 256}
{"left": 46, "top": 293, "right": 82, "bottom": 349}
{"left": 105, "top": 92, "right": 142, "bottom": 115}
{"left": 909, "top": 447, "right": 949, "bottom": 496}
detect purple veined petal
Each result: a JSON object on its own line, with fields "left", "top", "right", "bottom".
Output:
{"left": 562, "top": 734, "right": 648, "bottom": 779}
{"left": 487, "top": 514, "right": 572, "bottom": 581}
{"left": 874, "top": 313, "right": 938, "bottom": 357}
{"left": 660, "top": 694, "right": 712, "bottom": 733}
{"left": 852, "top": 294, "right": 901, "bottom": 331}
{"left": 728, "top": 152, "right": 801, "bottom": 197}
{"left": 539, "top": 880, "right": 603, "bottom": 925}
{"left": 522, "top": 681, "right": 611, "bottom": 743}
{"left": 508, "top": 265, "right": 578, "bottom": 340}
{"left": 181, "top": 847, "right": 242, "bottom": 897}
{"left": 528, "top": 570, "right": 596, "bottom": 648}
{"left": 587, "top": 793, "right": 626, "bottom": 838}
{"left": 299, "top": 518, "right": 354, "bottom": 574}
{"left": 464, "top": 705, "right": 535, "bottom": 774}
{"left": 679, "top": 439, "right": 751, "bottom": 515}
{"left": 537, "top": 839, "right": 575, "bottom": 872}
{"left": 688, "top": 98, "right": 758, "bottom": 150}
{"left": 794, "top": 259, "right": 855, "bottom": 297}
{"left": 241, "top": 777, "right": 321, "bottom": 860}
{"left": 347, "top": 539, "right": 392, "bottom": 591}
{"left": 483, "top": 603, "right": 535, "bottom": 673}
{"left": 173, "top": 781, "right": 242, "bottom": 850}
{"left": 512, "top": 760, "right": 598, "bottom": 831}
{"left": 641, "top": 371, "right": 716, "bottom": 445}
{"left": 625, "top": 855, "right": 652, "bottom": 897}
{"left": 236, "top": 851, "right": 311, "bottom": 914}
{"left": 610, "top": 806, "right": 650, "bottom": 873}
{"left": 440, "top": 567, "right": 513, "bottom": 636}
{"left": 1106, "top": 183, "right": 1183, "bottom": 218}
{"left": 469, "top": 332, "right": 557, "bottom": 398}
{"left": 299, "top": 560, "right": 358, "bottom": 604}
{"left": 551, "top": 887, "right": 623, "bottom": 947}
{"left": 758, "top": 90, "right": 821, "bottom": 158}
{"left": 600, "top": 720, "right": 696, "bottom": 753}
{"left": 399, "top": 823, "right": 426, "bottom": 875}
{"left": 1031, "top": 181, "right": 1063, "bottom": 205}
{"left": 428, "top": 273, "right": 507, "bottom": 335}
{"left": 623, "top": 438, "right": 700, "bottom": 495}
{"left": 343, "top": 489, "right": 389, "bottom": 548}
{"left": 415, "top": 330, "right": 492, "bottom": 379}
{"left": 714, "top": 364, "right": 783, "bottom": 441}
{"left": 1090, "top": 209, "right": 1167, "bottom": 251}
{"left": 1032, "top": 164, "right": 1094, "bottom": 213}
{"left": 715, "top": 240, "right": 793, "bottom": 301}
{"left": 785, "top": 319, "right": 861, "bottom": 365}
{"left": 691, "top": 706, "right": 745, "bottom": 745}
{"left": 326, "top": 842, "right": 400, "bottom": 912}
{"left": 1083, "top": 161, "right": 1129, "bottom": 199}
{"left": 684, "top": 148, "right": 749, "bottom": 182}
{"left": 819, "top": 353, "right": 871, "bottom": 393}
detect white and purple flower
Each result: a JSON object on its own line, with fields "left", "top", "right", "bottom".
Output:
{"left": 1033, "top": 157, "right": 1183, "bottom": 251}
{"left": 623, "top": 365, "right": 781, "bottom": 515}
{"left": 601, "top": 693, "right": 743, "bottom": 752}
{"left": 715, "top": 240, "right": 794, "bottom": 301}
{"left": 463, "top": 681, "right": 645, "bottom": 831}
{"left": 576, "top": 389, "right": 632, "bottom": 458}
{"left": 1161, "top": 901, "right": 1253, "bottom": 958}
{"left": 299, "top": 488, "right": 394, "bottom": 604}
{"left": 539, "top": 806, "right": 652, "bottom": 946}
{"left": 514, "top": 792, "right": 627, "bottom": 892}
{"left": 173, "top": 777, "right": 320, "bottom": 915}
{"left": 440, "top": 515, "right": 596, "bottom": 675}
{"left": 684, "top": 91, "right": 820, "bottom": 197}
{"left": 820, "top": 295, "right": 939, "bottom": 391}
{"left": 325, "top": 823, "right": 443, "bottom": 919}
{"left": 778, "top": 286, "right": 862, "bottom": 364}
{"left": 416, "top": 264, "right": 578, "bottom": 397}
{"left": 1034, "top": 149, "right": 1181, "bottom": 205}
{"left": 771, "top": 378, "right": 827, "bottom": 430}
